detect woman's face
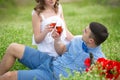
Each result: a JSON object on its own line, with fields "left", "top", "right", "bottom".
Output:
{"left": 44, "top": 0, "right": 56, "bottom": 7}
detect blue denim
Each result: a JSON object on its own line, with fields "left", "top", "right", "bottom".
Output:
{"left": 18, "top": 46, "right": 56, "bottom": 80}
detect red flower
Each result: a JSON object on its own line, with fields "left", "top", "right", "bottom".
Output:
{"left": 84, "top": 58, "right": 91, "bottom": 72}
{"left": 96, "top": 58, "right": 120, "bottom": 79}
{"left": 85, "top": 57, "right": 120, "bottom": 79}
{"left": 84, "top": 58, "right": 91, "bottom": 67}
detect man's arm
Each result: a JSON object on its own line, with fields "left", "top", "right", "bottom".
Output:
{"left": 52, "top": 29, "right": 66, "bottom": 55}
{"left": 54, "top": 39, "right": 66, "bottom": 55}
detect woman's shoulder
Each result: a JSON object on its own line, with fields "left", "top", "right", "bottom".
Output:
{"left": 31, "top": 10, "right": 40, "bottom": 17}
{"left": 31, "top": 10, "right": 43, "bottom": 21}
{"left": 58, "top": 4, "right": 62, "bottom": 8}
{"left": 58, "top": 4, "right": 62, "bottom": 14}
{"left": 31, "top": 10, "right": 41, "bottom": 17}
{"left": 32, "top": 10, "right": 37, "bottom": 15}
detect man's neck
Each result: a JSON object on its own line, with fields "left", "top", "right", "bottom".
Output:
{"left": 86, "top": 43, "right": 97, "bottom": 48}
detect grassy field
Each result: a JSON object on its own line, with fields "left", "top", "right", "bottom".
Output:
{"left": 0, "top": 0, "right": 120, "bottom": 78}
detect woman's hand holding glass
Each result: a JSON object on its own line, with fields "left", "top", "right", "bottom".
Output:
{"left": 44, "top": 24, "right": 53, "bottom": 34}
{"left": 48, "top": 20, "right": 63, "bottom": 40}
{"left": 52, "top": 23, "right": 63, "bottom": 40}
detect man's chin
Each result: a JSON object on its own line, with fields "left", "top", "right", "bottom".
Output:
{"left": 82, "top": 38, "right": 83, "bottom": 41}
{"left": 82, "top": 36, "right": 84, "bottom": 40}
{"left": 81, "top": 36, "right": 85, "bottom": 42}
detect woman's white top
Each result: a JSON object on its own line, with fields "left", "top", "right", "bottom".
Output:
{"left": 32, "top": 5, "right": 68, "bottom": 57}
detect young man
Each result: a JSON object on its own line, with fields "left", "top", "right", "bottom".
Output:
{"left": 0, "top": 22, "right": 109, "bottom": 80}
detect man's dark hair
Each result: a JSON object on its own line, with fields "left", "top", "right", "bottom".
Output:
{"left": 89, "top": 22, "right": 109, "bottom": 45}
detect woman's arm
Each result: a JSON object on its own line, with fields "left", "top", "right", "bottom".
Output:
{"left": 32, "top": 11, "right": 52, "bottom": 44}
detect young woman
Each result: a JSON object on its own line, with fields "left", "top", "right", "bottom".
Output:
{"left": 32, "top": 0, "right": 73, "bottom": 57}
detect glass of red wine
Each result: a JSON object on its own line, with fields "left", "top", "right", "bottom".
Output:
{"left": 50, "top": 20, "right": 56, "bottom": 28}
{"left": 56, "top": 22, "right": 63, "bottom": 35}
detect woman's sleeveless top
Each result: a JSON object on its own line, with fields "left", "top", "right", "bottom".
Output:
{"left": 32, "top": 7, "right": 68, "bottom": 57}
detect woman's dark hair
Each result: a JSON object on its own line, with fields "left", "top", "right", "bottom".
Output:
{"left": 34, "top": 0, "right": 59, "bottom": 15}
{"left": 89, "top": 22, "right": 109, "bottom": 46}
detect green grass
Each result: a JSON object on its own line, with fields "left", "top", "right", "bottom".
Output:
{"left": 62, "top": 1, "right": 120, "bottom": 61}
{"left": 0, "top": 0, "right": 120, "bottom": 77}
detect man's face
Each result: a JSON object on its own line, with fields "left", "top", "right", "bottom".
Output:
{"left": 82, "top": 26, "right": 92, "bottom": 43}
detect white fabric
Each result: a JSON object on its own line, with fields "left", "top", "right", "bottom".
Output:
{"left": 32, "top": 7, "right": 68, "bottom": 57}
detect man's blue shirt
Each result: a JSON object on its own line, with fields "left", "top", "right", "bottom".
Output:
{"left": 53, "top": 36, "right": 105, "bottom": 78}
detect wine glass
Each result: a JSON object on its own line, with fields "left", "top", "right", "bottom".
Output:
{"left": 56, "top": 22, "right": 63, "bottom": 35}
{"left": 49, "top": 20, "right": 56, "bottom": 28}
{"left": 48, "top": 20, "right": 57, "bottom": 41}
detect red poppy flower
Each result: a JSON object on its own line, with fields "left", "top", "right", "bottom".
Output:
{"left": 84, "top": 58, "right": 91, "bottom": 67}
{"left": 96, "top": 58, "right": 120, "bottom": 79}
{"left": 84, "top": 58, "right": 91, "bottom": 72}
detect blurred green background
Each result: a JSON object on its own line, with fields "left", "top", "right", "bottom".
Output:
{"left": 0, "top": 0, "right": 120, "bottom": 71}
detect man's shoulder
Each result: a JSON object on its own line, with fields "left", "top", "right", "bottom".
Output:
{"left": 69, "top": 35, "right": 83, "bottom": 46}
{"left": 74, "top": 35, "right": 82, "bottom": 38}
{"left": 72, "top": 35, "right": 82, "bottom": 41}
{"left": 90, "top": 46, "right": 105, "bottom": 60}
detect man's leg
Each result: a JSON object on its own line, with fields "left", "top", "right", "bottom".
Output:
{"left": 0, "top": 71, "right": 17, "bottom": 80}
{"left": 0, "top": 43, "right": 25, "bottom": 75}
